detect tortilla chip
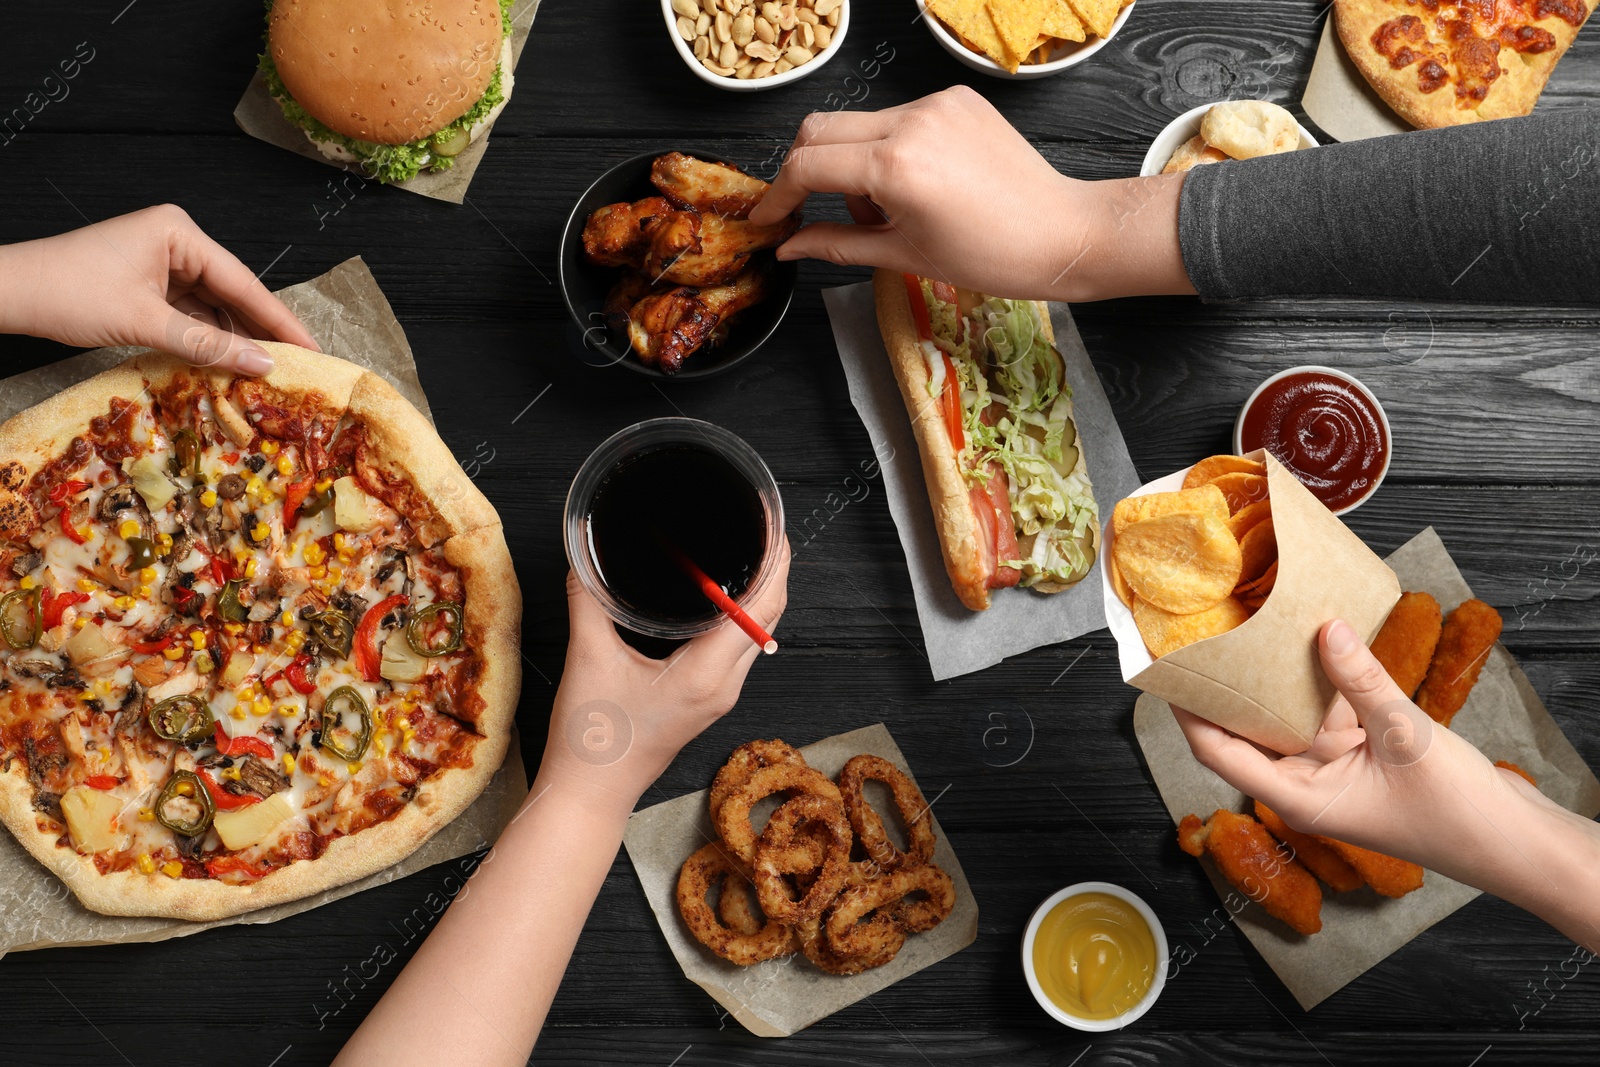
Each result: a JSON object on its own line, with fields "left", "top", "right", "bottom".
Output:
{"left": 1041, "top": 0, "right": 1087, "bottom": 42}
{"left": 928, "top": 0, "right": 1017, "bottom": 69}
{"left": 1066, "top": 0, "right": 1119, "bottom": 36}
{"left": 987, "top": 0, "right": 1053, "bottom": 68}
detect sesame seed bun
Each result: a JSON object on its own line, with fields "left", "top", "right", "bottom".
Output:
{"left": 268, "top": 0, "right": 503, "bottom": 145}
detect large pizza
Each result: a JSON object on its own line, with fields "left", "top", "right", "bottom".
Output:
{"left": 1336, "top": 0, "right": 1597, "bottom": 128}
{"left": 0, "top": 344, "right": 519, "bottom": 920}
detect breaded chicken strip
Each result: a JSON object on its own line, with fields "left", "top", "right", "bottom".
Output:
{"left": 1319, "top": 838, "right": 1425, "bottom": 898}
{"left": 1369, "top": 591, "right": 1443, "bottom": 699}
{"left": 1416, "top": 598, "right": 1503, "bottom": 727}
{"left": 1253, "top": 801, "right": 1364, "bottom": 893}
{"left": 1178, "top": 809, "right": 1323, "bottom": 935}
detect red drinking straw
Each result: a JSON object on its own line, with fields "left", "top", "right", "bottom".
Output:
{"left": 661, "top": 541, "right": 777, "bottom": 655}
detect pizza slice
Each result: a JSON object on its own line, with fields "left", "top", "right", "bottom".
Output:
{"left": 0, "top": 344, "right": 519, "bottom": 921}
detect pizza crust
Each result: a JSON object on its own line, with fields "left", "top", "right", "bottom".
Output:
{"left": 1335, "top": 0, "right": 1596, "bottom": 128}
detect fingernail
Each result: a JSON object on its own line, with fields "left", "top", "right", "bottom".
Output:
{"left": 1326, "top": 619, "right": 1357, "bottom": 655}
{"left": 235, "top": 346, "right": 274, "bottom": 376}
{"left": 775, "top": 247, "right": 798, "bottom": 261}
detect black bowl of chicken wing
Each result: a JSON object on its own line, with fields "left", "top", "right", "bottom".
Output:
{"left": 560, "top": 150, "right": 799, "bottom": 380}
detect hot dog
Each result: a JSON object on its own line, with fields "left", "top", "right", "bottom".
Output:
{"left": 873, "top": 269, "right": 1100, "bottom": 611}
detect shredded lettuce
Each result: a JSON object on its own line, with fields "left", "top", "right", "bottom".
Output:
{"left": 257, "top": 0, "right": 513, "bottom": 184}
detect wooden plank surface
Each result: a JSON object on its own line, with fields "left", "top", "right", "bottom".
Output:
{"left": 0, "top": 0, "right": 1597, "bottom": 1064}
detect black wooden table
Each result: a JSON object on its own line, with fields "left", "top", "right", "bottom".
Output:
{"left": 2, "top": 1, "right": 1598, "bottom": 1064}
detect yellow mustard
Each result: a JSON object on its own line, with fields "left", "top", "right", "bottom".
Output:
{"left": 1032, "top": 892, "right": 1156, "bottom": 1020}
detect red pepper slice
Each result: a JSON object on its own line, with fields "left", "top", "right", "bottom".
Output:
{"left": 205, "top": 854, "right": 272, "bottom": 879}
{"left": 60, "top": 510, "right": 89, "bottom": 545}
{"left": 221, "top": 451, "right": 241, "bottom": 464}
{"left": 903, "top": 273, "right": 933, "bottom": 341}
{"left": 47, "top": 479, "right": 90, "bottom": 507}
{"left": 129, "top": 634, "right": 175, "bottom": 654}
{"left": 84, "top": 775, "right": 120, "bottom": 790}
{"left": 170, "top": 586, "right": 202, "bottom": 615}
{"left": 284, "top": 654, "right": 318, "bottom": 695}
{"left": 282, "top": 476, "right": 313, "bottom": 533}
{"left": 197, "top": 767, "right": 261, "bottom": 810}
{"left": 353, "top": 594, "right": 407, "bottom": 683}
{"left": 212, "top": 723, "right": 275, "bottom": 760}
{"left": 40, "top": 590, "right": 91, "bottom": 630}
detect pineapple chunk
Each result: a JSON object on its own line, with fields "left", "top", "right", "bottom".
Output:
{"left": 333, "top": 476, "right": 379, "bottom": 532}
{"left": 60, "top": 785, "right": 123, "bottom": 853}
{"left": 213, "top": 792, "right": 293, "bottom": 850}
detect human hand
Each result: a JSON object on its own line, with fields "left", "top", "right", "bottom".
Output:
{"left": 1172, "top": 618, "right": 1547, "bottom": 881}
{"left": 538, "top": 540, "right": 791, "bottom": 810}
{"left": 0, "top": 204, "right": 317, "bottom": 375}
{"left": 747, "top": 86, "right": 1194, "bottom": 302}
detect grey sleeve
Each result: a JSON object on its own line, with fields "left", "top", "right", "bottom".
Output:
{"left": 1177, "top": 110, "right": 1600, "bottom": 304}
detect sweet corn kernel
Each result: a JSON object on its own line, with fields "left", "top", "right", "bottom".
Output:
{"left": 303, "top": 543, "right": 326, "bottom": 566}
{"left": 222, "top": 766, "right": 242, "bottom": 782}
{"left": 396, "top": 716, "right": 412, "bottom": 731}
{"left": 199, "top": 489, "right": 218, "bottom": 508}
{"left": 94, "top": 679, "right": 112, "bottom": 697}
{"left": 282, "top": 753, "right": 297, "bottom": 776}
{"left": 118, "top": 519, "right": 140, "bottom": 539}
{"left": 246, "top": 476, "right": 264, "bottom": 496}
{"left": 139, "top": 566, "right": 157, "bottom": 584}
{"left": 318, "top": 774, "right": 332, "bottom": 787}
{"left": 275, "top": 454, "right": 294, "bottom": 476}
{"left": 76, "top": 578, "right": 97, "bottom": 593}
{"left": 189, "top": 630, "right": 206, "bottom": 650}
{"left": 138, "top": 809, "right": 156, "bottom": 822}
{"left": 347, "top": 761, "right": 363, "bottom": 775}
{"left": 279, "top": 611, "right": 295, "bottom": 628}
{"left": 173, "top": 780, "right": 194, "bottom": 797}
{"left": 261, "top": 440, "right": 280, "bottom": 456}
{"left": 253, "top": 697, "right": 272, "bottom": 716}
{"left": 250, "top": 523, "right": 269, "bottom": 543}
{"left": 332, "top": 533, "right": 346, "bottom": 551}
{"left": 136, "top": 854, "right": 156, "bottom": 874}
{"left": 337, "top": 550, "right": 354, "bottom": 565}
{"left": 73, "top": 617, "right": 88, "bottom": 630}
{"left": 329, "top": 566, "right": 342, "bottom": 582}
{"left": 238, "top": 683, "right": 258, "bottom": 700}
{"left": 18, "top": 575, "right": 35, "bottom": 590}
{"left": 278, "top": 704, "right": 297, "bottom": 718}
{"left": 161, "top": 861, "right": 183, "bottom": 879}
{"left": 252, "top": 644, "right": 266, "bottom": 654}
{"left": 315, "top": 477, "right": 333, "bottom": 493}
{"left": 224, "top": 622, "right": 244, "bottom": 635}
{"left": 309, "top": 565, "right": 327, "bottom": 580}
{"left": 243, "top": 558, "right": 259, "bottom": 579}
{"left": 286, "top": 632, "right": 306, "bottom": 651}
{"left": 157, "top": 532, "right": 173, "bottom": 549}
{"left": 115, "top": 595, "right": 136, "bottom": 610}
{"left": 164, "top": 645, "right": 184, "bottom": 660}
{"left": 136, "top": 585, "right": 152, "bottom": 599}
{"left": 229, "top": 707, "right": 247, "bottom": 720}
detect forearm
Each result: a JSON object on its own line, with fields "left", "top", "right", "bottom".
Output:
{"left": 333, "top": 770, "right": 634, "bottom": 1066}
{"left": 1053, "top": 172, "right": 1195, "bottom": 302}
{"left": 0, "top": 239, "right": 46, "bottom": 337}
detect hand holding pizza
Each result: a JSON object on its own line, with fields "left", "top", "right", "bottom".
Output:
{"left": 0, "top": 203, "right": 317, "bottom": 376}
{"left": 541, "top": 539, "right": 792, "bottom": 809}
{"left": 748, "top": 86, "right": 1194, "bottom": 302}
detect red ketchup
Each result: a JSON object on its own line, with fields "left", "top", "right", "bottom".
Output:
{"left": 1239, "top": 371, "right": 1389, "bottom": 512}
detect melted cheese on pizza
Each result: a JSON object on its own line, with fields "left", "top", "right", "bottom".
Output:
{"left": 0, "top": 382, "right": 483, "bottom": 885}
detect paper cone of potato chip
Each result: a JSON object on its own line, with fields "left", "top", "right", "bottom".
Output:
{"left": 1101, "top": 450, "right": 1400, "bottom": 754}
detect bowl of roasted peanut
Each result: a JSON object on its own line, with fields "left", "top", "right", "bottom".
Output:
{"left": 662, "top": 0, "right": 849, "bottom": 90}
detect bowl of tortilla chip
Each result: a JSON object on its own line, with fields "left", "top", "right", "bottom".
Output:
{"left": 918, "top": 0, "right": 1134, "bottom": 78}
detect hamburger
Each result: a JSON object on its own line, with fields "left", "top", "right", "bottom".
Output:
{"left": 259, "top": 0, "right": 515, "bottom": 184}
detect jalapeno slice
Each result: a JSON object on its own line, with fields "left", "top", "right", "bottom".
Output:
{"left": 148, "top": 695, "right": 215, "bottom": 744}
{"left": 125, "top": 536, "right": 158, "bottom": 571}
{"left": 319, "top": 686, "right": 372, "bottom": 762}
{"left": 170, "top": 429, "right": 202, "bottom": 479}
{"left": 307, "top": 609, "right": 354, "bottom": 658}
{"left": 406, "top": 601, "right": 463, "bottom": 657}
{"left": 217, "top": 578, "right": 249, "bottom": 624}
{"left": 156, "top": 770, "right": 215, "bottom": 836}
{"left": 0, "top": 587, "right": 41, "bottom": 650}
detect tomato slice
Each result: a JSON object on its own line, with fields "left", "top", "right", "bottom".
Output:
{"left": 903, "top": 273, "right": 933, "bottom": 341}
{"left": 929, "top": 279, "right": 958, "bottom": 307}
{"left": 940, "top": 355, "right": 965, "bottom": 453}
{"left": 84, "top": 775, "right": 120, "bottom": 790}
{"left": 985, "top": 462, "right": 1021, "bottom": 589}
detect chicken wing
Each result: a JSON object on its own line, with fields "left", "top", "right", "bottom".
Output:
{"left": 1369, "top": 591, "right": 1443, "bottom": 700}
{"left": 627, "top": 267, "right": 770, "bottom": 374}
{"left": 582, "top": 197, "right": 700, "bottom": 272}
{"left": 602, "top": 271, "right": 656, "bottom": 336}
{"left": 1178, "top": 809, "right": 1323, "bottom": 935}
{"left": 1415, "top": 598, "right": 1502, "bottom": 727}
{"left": 656, "top": 214, "right": 802, "bottom": 287}
{"left": 1252, "top": 800, "right": 1363, "bottom": 893}
{"left": 651, "top": 152, "right": 771, "bottom": 219}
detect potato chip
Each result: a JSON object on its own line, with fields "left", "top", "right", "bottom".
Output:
{"left": 1114, "top": 512, "right": 1243, "bottom": 615}
{"left": 1109, "top": 552, "right": 1134, "bottom": 608}
{"left": 1226, "top": 498, "right": 1271, "bottom": 541}
{"left": 1065, "top": 0, "right": 1119, "bottom": 37}
{"left": 928, "top": 0, "right": 1016, "bottom": 69}
{"left": 987, "top": 0, "right": 1053, "bottom": 70}
{"left": 1111, "top": 483, "right": 1227, "bottom": 535}
{"left": 1235, "top": 559, "right": 1279, "bottom": 600}
{"left": 1208, "top": 471, "right": 1269, "bottom": 514}
{"left": 1236, "top": 516, "right": 1277, "bottom": 584}
{"left": 1132, "top": 596, "right": 1252, "bottom": 658}
{"left": 1041, "top": 0, "right": 1086, "bottom": 42}
{"left": 1182, "top": 454, "right": 1267, "bottom": 489}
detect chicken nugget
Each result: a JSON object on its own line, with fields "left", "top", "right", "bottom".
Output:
{"left": 1318, "top": 838, "right": 1424, "bottom": 898}
{"left": 1252, "top": 801, "right": 1364, "bottom": 893}
{"left": 1178, "top": 809, "right": 1322, "bottom": 935}
{"left": 1369, "top": 591, "right": 1443, "bottom": 699}
{"left": 1416, "top": 598, "right": 1503, "bottom": 727}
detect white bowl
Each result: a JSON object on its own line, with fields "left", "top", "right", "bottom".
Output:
{"left": 1232, "top": 364, "right": 1392, "bottom": 516}
{"left": 1140, "top": 101, "right": 1318, "bottom": 177}
{"left": 1021, "top": 881, "right": 1169, "bottom": 1032}
{"left": 661, "top": 0, "right": 850, "bottom": 92}
{"left": 918, "top": 0, "right": 1134, "bottom": 79}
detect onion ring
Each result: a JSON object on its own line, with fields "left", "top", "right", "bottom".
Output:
{"left": 796, "top": 914, "right": 905, "bottom": 976}
{"left": 676, "top": 842, "right": 796, "bottom": 965}
{"left": 717, "top": 871, "right": 765, "bottom": 936}
{"left": 714, "top": 763, "right": 843, "bottom": 864}
{"left": 753, "top": 794, "right": 852, "bottom": 924}
{"left": 826, "top": 863, "right": 954, "bottom": 956}
{"left": 708, "top": 739, "right": 807, "bottom": 822}
{"left": 838, "top": 754, "right": 937, "bottom": 870}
